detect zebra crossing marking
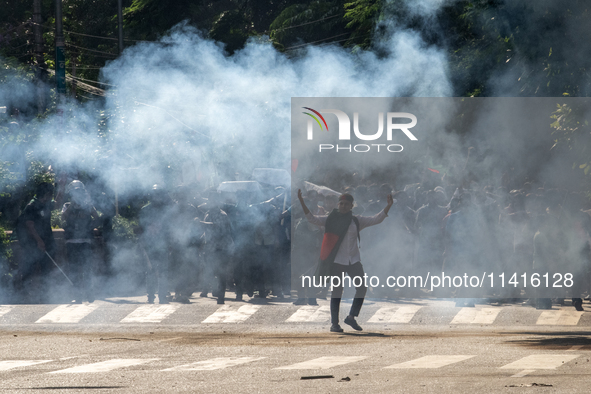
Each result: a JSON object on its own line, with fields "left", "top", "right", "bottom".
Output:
{"left": 120, "top": 305, "right": 180, "bottom": 323}
{"left": 367, "top": 306, "right": 422, "bottom": 324}
{"left": 450, "top": 308, "right": 501, "bottom": 325}
{"left": 0, "top": 305, "right": 14, "bottom": 318}
{"left": 35, "top": 304, "right": 99, "bottom": 324}
{"left": 49, "top": 359, "right": 159, "bottom": 374}
{"left": 385, "top": 355, "right": 475, "bottom": 369}
{"left": 162, "top": 357, "right": 266, "bottom": 371}
{"left": 500, "top": 354, "right": 579, "bottom": 377}
{"left": 510, "top": 369, "right": 535, "bottom": 378}
{"left": 286, "top": 306, "right": 330, "bottom": 322}
{"left": 202, "top": 305, "right": 261, "bottom": 323}
{"left": 536, "top": 310, "right": 584, "bottom": 325}
{"left": 0, "top": 360, "right": 52, "bottom": 371}
{"left": 276, "top": 356, "right": 367, "bottom": 370}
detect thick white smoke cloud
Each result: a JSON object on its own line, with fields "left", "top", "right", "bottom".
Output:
{"left": 90, "top": 22, "right": 451, "bottom": 193}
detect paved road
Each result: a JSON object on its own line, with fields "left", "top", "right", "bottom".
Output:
{"left": 1, "top": 295, "right": 590, "bottom": 393}
{"left": 1, "top": 296, "right": 591, "bottom": 331}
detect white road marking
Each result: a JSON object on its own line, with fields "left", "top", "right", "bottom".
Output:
{"left": 511, "top": 369, "right": 536, "bottom": 378}
{"left": 202, "top": 305, "right": 260, "bottom": 323}
{"left": 163, "top": 357, "right": 266, "bottom": 371}
{"left": 50, "top": 359, "right": 158, "bottom": 373}
{"left": 120, "top": 305, "right": 180, "bottom": 323}
{"left": 286, "top": 306, "right": 330, "bottom": 322}
{"left": 451, "top": 308, "right": 501, "bottom": 325}
{"left": 0, "top": 305, "right": 14, "bottom": 318}
{"left": 367, "top": 306, "right": 422, "bottom": 323}
{"left": 35, "top": 304, "right": 99, "bottom": 324}
{"left": 0, "top": 360, "right": 52, "bottom": 371}
{"left": 276, "top": 356, "right": 367, "bottom": 370}
{"left": 59, "top": 355, "right": 87, "bottom": 361}
{"left": 500, "top": 354, "right": 579, "bottom": 372}
{"left": 385, "top": 355, "right": 475, "bottom": 369}
{"left": 536, "top": 310, "right": 584, "bottom": 325}
{"left": 567, "top": 345, "right": 583, "bottom": 351}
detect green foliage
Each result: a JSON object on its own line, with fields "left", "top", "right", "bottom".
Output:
{"left": 442, "top": 0, "right": 591, "bottom": 97}
{"left": 209, "top": 9, "right": 251, "bottom": 55}
{"left": 50, "top": 208, "right": 62, "bottom": 229}
{"left": 550, "top": 102, "right": 591, "bottom": 177}
{"left": 0, "top": 225, "right": 12, "bottom": 263}
{"left": 270, "top": 1, "right": 348, "bottom": 51}
{"left": 343, "top": 0, "right": 381, "bottom": 48}
{"left": 124, "top": 0, "right": 193, "bottom": 41}
{"left": 112, "top": 215, "right": 138, "bottom": 242}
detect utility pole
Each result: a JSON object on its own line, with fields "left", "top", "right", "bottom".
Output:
{"left": 55, "top": 0, "right": 66, "bottom": 106}
{"left": 33, "top": 0, "right": 47, "bottom": 114}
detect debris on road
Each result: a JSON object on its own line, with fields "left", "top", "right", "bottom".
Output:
{"left": 506, "top": 383, "right": 553, "bottom": 387}
{"left": 300, "top": 375, "right": 334, "bottom": 380}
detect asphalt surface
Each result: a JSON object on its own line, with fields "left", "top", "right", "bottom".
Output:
{"left": 0, "top": 295, "right": 590, "bottom": 393}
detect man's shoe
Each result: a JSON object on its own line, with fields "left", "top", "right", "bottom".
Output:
{"left": 344, "top": 316, "right": 363, "bottom": 331}
{"left": 217, "top": 299, "right": 225, "bottom": 304}
{"left": 330, "top": 324, "right": 344, "bottom": 333}
{"left": 573, "top": 298, "right": 584, "bottom": 311}
{"left": 307, "top": 298, "right": 318, "bottom": 306}
{"left": 293, "top": 298, "right": 307, "bottom": 305}
{"left": 199, "top": 292, "right": 208, "bottom": 297}
{"left": 147, "top": 295, "right": 155, "bottom": 304}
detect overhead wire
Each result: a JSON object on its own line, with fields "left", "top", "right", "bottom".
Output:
{"left": 29, "top": 21, "right": 148, "bottom": 43}
{"left": 284, "top": 32, "right": 372, "bottom": 52}
{"left": 68, "top": 75, "right": 118, "bottom": 87}
{"left": 65, "top": 42, "right": 117, "bottom": 57}
{"left": 263, "top": 14, "right": 341, "bottom": 34}
{"left": 284, "top": 32, "right": 350, "bottom": 50}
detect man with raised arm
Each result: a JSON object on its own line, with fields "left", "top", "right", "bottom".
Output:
{"left": 297, "top": 188, "right": 393, "bottom": 332}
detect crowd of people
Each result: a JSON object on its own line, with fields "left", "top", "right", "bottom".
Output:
{"left": 292, "top": 180, "right": 591, "bottom": 311}
{"left": 8, "top": 173, "right": 591, "bottom": 312}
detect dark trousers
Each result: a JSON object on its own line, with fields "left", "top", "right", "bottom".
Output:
{"left": 212, "top": 249, "right": 230, "bottom": 302}
{"left": 146, "top": 249, "right": 169, "bottom": 300}
{"left": 330, "top": 262, "right": 367, "bottom": 324}
{"left": 66, "top": 242, "right": 93, "bottom": 301}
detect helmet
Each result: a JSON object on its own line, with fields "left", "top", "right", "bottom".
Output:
{"left": 66, "top": 180, "right": 85, "bottom": 194}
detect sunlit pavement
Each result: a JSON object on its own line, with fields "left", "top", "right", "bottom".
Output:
{"left": 1, "top": 295, "right": 590, "bottom": 393}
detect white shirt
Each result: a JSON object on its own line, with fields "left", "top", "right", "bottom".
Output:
{"left": 305, "top": 210, "right": 388, "bottom": 265}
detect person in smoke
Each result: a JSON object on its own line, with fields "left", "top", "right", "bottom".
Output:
{"left": 292, "top": 189, "right": 328, "bottom": 305}
{"left": 534, "top": 191, "right": 588, "bottom": 311}
{"left": 169, "top": 185, "right": 201, "bottom": 303}
{"left": 202, "top": 191, "right": 234, "bottom": 304}
{"left": 16, "top": 180, "right": 65, "bottom": 303}
{"left": 139, "top": 185, "right": 173, "bottom": 304}
{"left": 274, "top": 187, "right": 292, "bottom": 299}
{"left": 443, "top": 192, "right": 483, "bottom": 307}
{"left": 297, "top": 189, "right": 393, "bottom": 332}
{"left": 414, "top": 189, "right": 448, "bottom": 275}
{"left": 61, "top": 181, "right": 99, "bottom": 303}
{"left": 227, "top": 190, "right": 257, "bottom": 300}
{"left": 249, "top": 192, "right": 284, "bottom": 298}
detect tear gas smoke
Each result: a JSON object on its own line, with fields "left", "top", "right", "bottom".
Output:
{"left": 1, "top": 0, "right": 590, "bottom": 302}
